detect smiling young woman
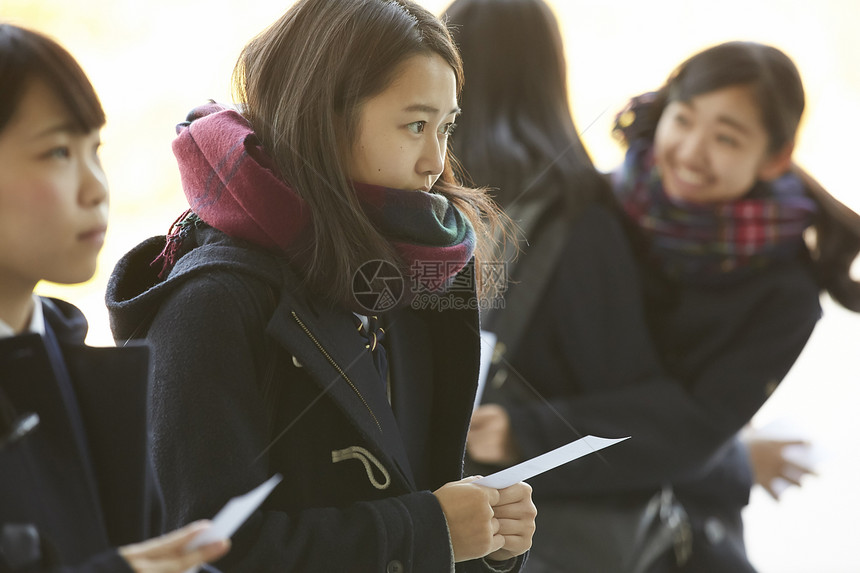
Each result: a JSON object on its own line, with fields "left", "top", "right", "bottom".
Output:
{"left": 605, "top": 41, "right": 860, "bottom": 571}
{"left": 653, "top": 84, "right": 793, "bottom": 204}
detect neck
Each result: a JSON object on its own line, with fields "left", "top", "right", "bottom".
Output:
{"left": 0, "top": 279, "right": 37, "bottom": 334}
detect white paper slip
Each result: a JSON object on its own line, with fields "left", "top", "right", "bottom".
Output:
{"left": 473, "top": 435, "right": 629, "bottom": 489}
{"left": 474, "top": 330, "right": 497, "bottom": 411}
{"left": 186, "top": 474, "right": 282, "bottom": 552}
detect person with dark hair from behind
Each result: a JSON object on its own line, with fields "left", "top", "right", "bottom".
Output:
{"left": 446, "top": 1, "right": 678, "bottom": 571}
{"left": 445, "top": 0, "right": 860, "bottom": 571}
{"left": 0, "top": 23, "right": 231, "bottom": 573}
{"left": 106, "top": 0, "right": 536, "bottom": 571}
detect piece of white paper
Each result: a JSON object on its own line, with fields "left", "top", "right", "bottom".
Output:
{"left": 473, "top": 435, "right": 629, "bottom": 489}
{"left": 185, "top": 474, "right": 282, "bottom": 552}
{"left": 474, "top": 330, "right": 497, "bottom": 411}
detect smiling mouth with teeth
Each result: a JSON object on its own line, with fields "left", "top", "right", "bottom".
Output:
{"left": 675, "top": 167, "right": 708, "bottom": 185}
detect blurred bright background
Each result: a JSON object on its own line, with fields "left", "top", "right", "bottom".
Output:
{"left": 2, "top": 0, "right": 857, "bottom": 570}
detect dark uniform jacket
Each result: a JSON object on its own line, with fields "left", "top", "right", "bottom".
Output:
{"left": 487, "top": 203, "right": 819, "bottom": 499}
{"left": 478, "top": 202, "right": 820, "bottom": 572}
{"left": 106, "top": 224, "right": 523, "bottom": 573}
{"left": 0, "top": 298, "right": 160, "bottom": 572}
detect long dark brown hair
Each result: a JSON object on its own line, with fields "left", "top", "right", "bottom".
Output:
{"left": 0, "top": 24, "right": 104, "bottom": 134}
{"left": 621, "top": 41, "right": 860, "bottom": 311}
{"left": 444, "top": 0, "right": 609, "bottom": 219}
{"left": 233, "top": 0, "right": 503, "bottom": 305}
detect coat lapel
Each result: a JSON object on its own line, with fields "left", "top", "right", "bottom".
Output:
{"left": 0, "top": 334, "right": 111, "bottom": 561}
{"left": 266, "top": 294, "right": 416, "bottom": 491}
{"left": 65, "top": 342, "right": 158, "bottom": 545}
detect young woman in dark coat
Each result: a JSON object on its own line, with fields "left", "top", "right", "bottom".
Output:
{"left": 603, "top": 42, "right": 860, "bottom": 571}
{"left": 106, "top": 1, "right": 536, "bottom": 571}
{"left": 0, "top": 24, "right": 229, "bottom": 573}
{"left": 444, "top": 0, "right": 860, "bottom": 570}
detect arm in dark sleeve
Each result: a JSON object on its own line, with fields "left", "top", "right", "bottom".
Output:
{"left": 145, "top": 273, "right": 459, "bottom": 572}
{"left": 52, "top": 550, "right": 133, "bottom": 573}
{"left": 499, "top": 208, "right": 820, "bottom": 496}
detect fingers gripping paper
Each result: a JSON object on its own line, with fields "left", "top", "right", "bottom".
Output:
{"left": 183, "top": 474, "right": 282, "bottom": 572}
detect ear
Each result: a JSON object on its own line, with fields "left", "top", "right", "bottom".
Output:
{"left": 757, "top": 140, "right": 795, "bottom": 181}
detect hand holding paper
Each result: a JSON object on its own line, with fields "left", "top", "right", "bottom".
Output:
{"left": 118, "top": 521, "right": 229, "bottom": 573}
{"left": 186, "top": 474, "right": 282, "bottom": 551}
{"left": 182, "top": 474, "right": 282, "bottom": 573}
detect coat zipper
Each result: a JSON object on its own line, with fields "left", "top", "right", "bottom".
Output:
{"left": 291, "top": 311, "right": 382, "bottom": 433}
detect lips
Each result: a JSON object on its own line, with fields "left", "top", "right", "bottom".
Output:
{"left": 662, "top": 162, "right": 714, "bottom": 200}
{"left": 78, "top": 225, "right": 107, "bottom": 244}
{"left": 674, "top": 166, "right": 708, "bottom": 186}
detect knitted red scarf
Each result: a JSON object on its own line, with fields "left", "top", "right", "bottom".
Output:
{"left": 155, "top": 103, "right": 476, "bottom": 305}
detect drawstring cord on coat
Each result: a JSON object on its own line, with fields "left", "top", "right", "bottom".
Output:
{"left": 331, "top": 446, "right": 391, "bottom": 490}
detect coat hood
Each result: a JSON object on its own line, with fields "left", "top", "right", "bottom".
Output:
{"left": 106, "top": 224, "right": 286, "bottom": 343}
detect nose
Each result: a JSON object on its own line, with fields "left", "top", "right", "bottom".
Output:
{"left": 417, "top": 134, "right": 445, "bottom": 181}
{"left": 676, "top": 130, "right": 708, "bottom": 168}
{"left": 79, "top": 155, "right": 109, "bottom": 208}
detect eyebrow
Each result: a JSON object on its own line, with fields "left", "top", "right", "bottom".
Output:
{"left": 682, "top": 100, "right": 751, "bottom": 136}
{"left": 402, "top": 104, "right": 461, "bottom": 115}
{"left": 31, "top": 121, "right": 80, "bottom": 140}
{"left": 715, "top": 114, "right": 752, "bottom": 136}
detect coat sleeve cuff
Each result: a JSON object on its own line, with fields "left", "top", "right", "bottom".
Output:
{"left": 481, "top": 557, "right": 517, "bottom": 572}
{"left": 56, "top": 549, "right": 135, "bottom": 573}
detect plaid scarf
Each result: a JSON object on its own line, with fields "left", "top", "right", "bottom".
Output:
{"left": 154, "top": 102, "right": 475, "bottom": 305}
{"left": 612, "top": 139, "right": 817, "bottom": 283}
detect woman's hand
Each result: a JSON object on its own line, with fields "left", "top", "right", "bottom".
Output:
{"left": 119, "top": 521, "right": 230, "bottom": 573}
{"left": 434, "top": 478, "right": 504, "bottom": 562}
{"left": 485, "top": 481, "right": 536, "bottom": 562}
{"left": 433, "top": 478, "right": 536, "bottom": 563}
{"left": 467, "top": 404, "right": 520, "bottom": 466}
{"left": 747, "top": 437, "right": 816, "bottom": 500}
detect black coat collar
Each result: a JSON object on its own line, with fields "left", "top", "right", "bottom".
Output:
{"left": 266, "top": 281, "right": 418, "bottom": 491}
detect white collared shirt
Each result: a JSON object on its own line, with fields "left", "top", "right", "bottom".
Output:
{"left": 0, "top": 295, "right": 46, "bottom": 339}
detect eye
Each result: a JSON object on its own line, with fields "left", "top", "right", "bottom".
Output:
{"left": 47, "top": 146, "right": 71, "bottom": 159}
{"left": 673, "top": 112, "right": 691, "bottom": 127}
{"left": 439, "top": 122, "right": 457, "bottom": 136}
{"left": 406, "top": 121, "right": 426, "bottom": 134}
{"left": 716, "top": 134, "right": 740, "bottom": 148}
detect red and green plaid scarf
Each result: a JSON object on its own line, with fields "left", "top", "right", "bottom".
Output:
{"left": 154, "top": 102, "right": 475, "bottom": 306}
{"left": 612, "top": 139, "right": 817, "bottom": 283}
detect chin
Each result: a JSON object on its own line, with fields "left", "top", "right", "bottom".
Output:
{"left": 48, "top": 264, "right": 98, "bottom": 286}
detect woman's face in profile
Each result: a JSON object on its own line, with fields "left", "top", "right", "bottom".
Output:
{"left": 0, "top": 78, "right": 108, "bottom": 288}
{"left": 345, "top": 52, "right": 459, "bottom": 193}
